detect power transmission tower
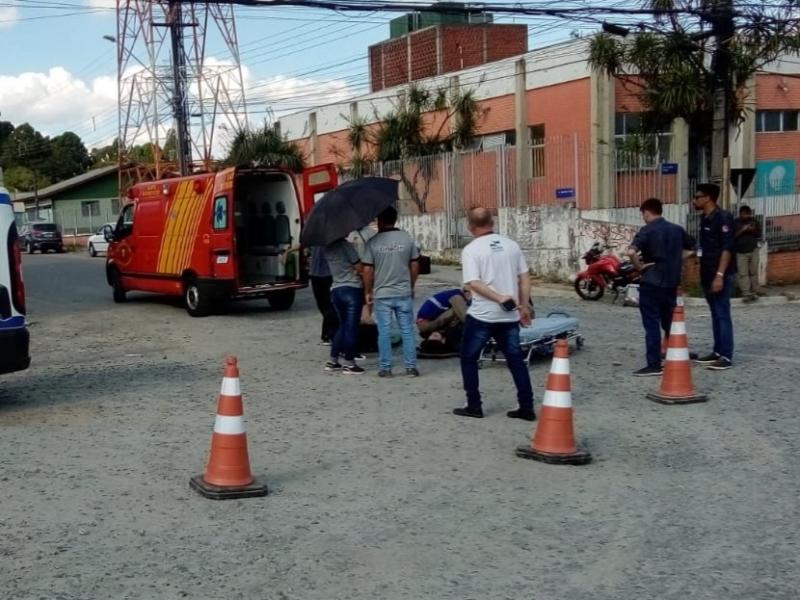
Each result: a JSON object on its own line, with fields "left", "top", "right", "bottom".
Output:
{"left": 116, "top": 0, "right": 248, "bottom": 178}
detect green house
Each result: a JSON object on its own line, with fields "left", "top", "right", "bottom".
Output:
{"left": 15, "top": 165, "right": 119, "bottom": 235}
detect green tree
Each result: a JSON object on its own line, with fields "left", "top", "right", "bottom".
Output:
{"left": 339, "top": 83, "right": 483, "bottom": 212}
{"left": 1, "top": 123, "right": 51, "bottom": 172}
{"left": 90, "top": 139, "right": 120, "bottom": 166}
{"left": 47, "top": 132, "right": 92, "bottom": 181}
{"left": 588, "top": 0, "right": 800, "bottom": 183}
{"left": 4, "top": 165, "right": 51, "bottom": 193}
{"left": 225, "top": 122, "right": 306, "bottom": 172}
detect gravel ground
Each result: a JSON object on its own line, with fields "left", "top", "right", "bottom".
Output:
{"left": 1, "top": 256, "right": 799, "bottom": 599}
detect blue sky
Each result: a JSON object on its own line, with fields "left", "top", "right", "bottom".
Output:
{"left": 0, "top": 1, "right": 609, "bottom": 152}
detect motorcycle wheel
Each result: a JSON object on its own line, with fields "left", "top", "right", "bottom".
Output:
{"left": 574, "top": 277, "right": 605, "bottom": 301}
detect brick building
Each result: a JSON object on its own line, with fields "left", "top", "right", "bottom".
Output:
{"left": 278, "top": 21, "right": 800, "bottom": 282}
{"left": 369, "top": 9, "right": 527, "bottom": 92}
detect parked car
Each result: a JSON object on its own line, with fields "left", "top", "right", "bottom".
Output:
{"left": 19, "top": 222, "right": 64, "bottom": 254}
{"left": 88, "top": 223, "right": 115, "bottom": 257}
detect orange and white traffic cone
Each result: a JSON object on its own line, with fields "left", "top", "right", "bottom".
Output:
{"left": 647, "top": 306, "right": 708, "bottom": 405}
{"left": 516, "top": 339, "right": 591, "bottom": 465}
{"left": 190, "top": 356, "right": 268, "bottom": 499}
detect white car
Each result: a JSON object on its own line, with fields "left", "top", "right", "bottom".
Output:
{"left": 88, "top": 223, "right": 115, "bottom": 257}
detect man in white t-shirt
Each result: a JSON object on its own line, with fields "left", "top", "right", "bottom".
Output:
{"left": 453, "top": 207, "right": 535, "bottom": 421}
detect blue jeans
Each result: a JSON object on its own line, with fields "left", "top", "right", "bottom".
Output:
{"left": 330, "top": 286, "right": 363, "bottom": 363}
{"left": 639, "top": 283, "right": 677, "bottom": 369}
{"left": 704, "top": 274, "right": 734, "bottom": 361}
{"left": 373, "top": 296, "right": 417, "bottom": 371}
{"left": 460, "top": 316, "right": 534, "bottom": 411}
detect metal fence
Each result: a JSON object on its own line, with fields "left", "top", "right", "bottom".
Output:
{"left": 19, "top": 205, "right": 119, "bottom": 238}
{"left": 685, "top": 185, "right": 800, "bottom": 250}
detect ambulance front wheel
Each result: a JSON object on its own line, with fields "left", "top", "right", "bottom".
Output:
{"left": 111, "top": 270, "right": 127, "bottom": 303}
{"left": 184, "top": 280, "right": 212, "bottom": 317}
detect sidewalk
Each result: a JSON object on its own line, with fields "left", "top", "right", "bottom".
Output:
{"left": 425, "top": 264, "right": 800, "bottom": 307}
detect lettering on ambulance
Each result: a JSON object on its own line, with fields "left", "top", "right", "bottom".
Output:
{"left": 156, "top": 181, "right": 213, "bottom": 274}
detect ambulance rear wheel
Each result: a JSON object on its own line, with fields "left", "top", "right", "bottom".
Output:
{"left": 268, "top": 290, "right": 295, "bottom": 311}
{"left": 184, "top": 281, "right": 212, "bottom": 317}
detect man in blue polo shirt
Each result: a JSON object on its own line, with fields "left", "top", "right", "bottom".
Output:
{"left": 692, "top": 183, "right": 736, "bottom": 370}
{"left": 416, "top": 287, "right": 469, "bottom": 338}
{"left": 627, "top": 197, "right": 695, "bottom": 376}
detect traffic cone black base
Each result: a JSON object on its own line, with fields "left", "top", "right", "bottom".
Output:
{"left": 515, "top": 445, "right": 592, "bottom": 465}
{"left": 190, "top": 475, "right": 268, "bottom": 500}
{"left": 646, "top": 391, "right": 708, "bottom": 405}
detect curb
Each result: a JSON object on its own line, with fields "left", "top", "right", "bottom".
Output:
{"left": 424, "top": 268, "right": 798, "bottom": 307}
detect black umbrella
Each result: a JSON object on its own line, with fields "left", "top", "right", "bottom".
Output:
{"left": 300, "top": 177, "right": 399, "bottom": 247}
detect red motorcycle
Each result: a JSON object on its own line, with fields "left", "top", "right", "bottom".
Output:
{"left": 574, "top": 242, "right": 641, "bottom": 302}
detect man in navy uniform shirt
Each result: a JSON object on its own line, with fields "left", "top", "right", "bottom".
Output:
{"left": 692, "top": 183, "right": 736, "bottom": 370}
{"left": 628, "top": 198, "right": 695, "bottom": 376}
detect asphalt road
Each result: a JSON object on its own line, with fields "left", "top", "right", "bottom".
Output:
{"left": 23, "top": 251, "right": 111, "bottom": 318}
{"left": 3, "top": 254, "right": 800, "bottom": 600}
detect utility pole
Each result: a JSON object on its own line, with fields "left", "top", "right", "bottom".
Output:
{"left": 167, "top": 1, "right": 193, "bottom": 175}
{"left": 707, "top": 0, "right": 735, "bottom": 205}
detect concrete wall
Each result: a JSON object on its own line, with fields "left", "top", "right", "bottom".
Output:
{"left": 402, "top": 204, "right": 797, "bottom": 285}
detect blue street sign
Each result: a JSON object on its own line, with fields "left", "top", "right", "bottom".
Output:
{"left": 556, "top": 188, "right": 575, "bottom": 199}
{"left": 661, "top": 162, "right": 678, "bottom": 175}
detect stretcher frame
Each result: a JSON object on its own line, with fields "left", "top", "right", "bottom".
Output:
{"left": 478, "top": 311, "right": 584, "bottom": 367}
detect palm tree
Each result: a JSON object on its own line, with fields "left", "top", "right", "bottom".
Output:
{"left": 339, "top": 83, "right": 484, "bottom": 212}
{"left": 225, "top": 123, "right": 306, "bottom": 172}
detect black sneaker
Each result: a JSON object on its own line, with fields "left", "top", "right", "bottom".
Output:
{"left": 324, "top": 361, "right": 342, "bottom": 372}
{"left": 453, "top": 406, "right": 484, "bottom": 418}
{"left": 507, "top": 409, "right": 536, "bottom": 421}
{"left": 707, "top": 357, "right": 732, "bottom": 371}
{"left": 405, "top": 368, "right": 420, "bottom": 377}
{"left": 342, "top": 364, "right": 365, "bottom": 375}
{"left": 341, "top": 353, "right": 367, "bottom": 362}
{"left": 633, "top": 366, "right": 663, "bottom": 377}
{"left": 695, "top": 352, "right": 720, "bottom": 364}
{"left": 377, "top": 370, "right": 393, "bottom": 378}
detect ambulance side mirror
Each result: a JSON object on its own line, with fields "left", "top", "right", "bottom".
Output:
{"left": 103, "top": 224, "right": 116, "bottom": 243}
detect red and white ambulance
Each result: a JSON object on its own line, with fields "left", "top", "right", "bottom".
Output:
{"left": 105, "top": 164, "right": 337, "bottom": 316}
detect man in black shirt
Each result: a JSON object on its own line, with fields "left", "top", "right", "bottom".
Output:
{"left": 692, "top": 183, "right": 735, "bottom": 370}
{"left": 734, "top": 205, "right": 763, "bottom": 301}
{"left": 628, "top": 198, "right": 695, "bottom": 376}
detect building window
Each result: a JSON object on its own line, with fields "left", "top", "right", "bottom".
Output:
{"left": 529, "top": 124, "right": 545, "bottom": 178}
{"left": 755, "top": 110, "right": 799, "bottom": 132}
{"left": 81, "top": 201, "right": 100, "bottom": 217}
{"left": 614, "top": 112, "right": 672, "bottom": 171}
{"left": 471, "top": 130, "right": 516, "bottom": 151}
{"left": 111, "top": 198, "right": 120, "bottom": 215}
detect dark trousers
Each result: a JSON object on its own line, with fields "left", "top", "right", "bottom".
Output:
{"left": 460, "top": 316, "right": 534, "bottom": 411}
{"left": 330, "top": 286, "right": 363, "bottom": 363}
{"left": 638, "top": 283, "right": 678, "bottom": 369}
{"left": 311, "top": 275, "right": 339, "bottom": 342}
{"left": 704, "top": 274, "right": 734, "bottom": 360}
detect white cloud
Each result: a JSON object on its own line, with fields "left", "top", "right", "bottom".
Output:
{"left": 0, "top": 6, "right": 20, "bottom": 28}
{"left": 0, "top": 62, "right": 355, "bottom": 155}
{"left": 0, "top": 68, "right": 118, "bottom": 147}
{"left": 83, "top": 0, "right": 115, "bottom": 11}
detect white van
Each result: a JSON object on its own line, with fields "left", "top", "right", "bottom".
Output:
{"left": 0, "top": 185, "right": 29, "bottom": 374}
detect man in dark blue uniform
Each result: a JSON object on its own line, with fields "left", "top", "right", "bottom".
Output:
{"left": 692, "top": 183, "right": 735, "bottom": 370}
{"left": 628, "top": 198, "right": 695, "bottom": 376}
